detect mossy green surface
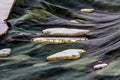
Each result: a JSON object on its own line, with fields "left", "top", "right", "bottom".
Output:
{"left": 0, "top": 0, "right": 120, "bottom": 80}
{"left": 64, "top": 58, "right": 97, "bottom": 70}
{"left": 97, "top": 59, "right": 120, "bottom": 76}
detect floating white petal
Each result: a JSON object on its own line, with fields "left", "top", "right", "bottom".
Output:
{"left": 93, "top": 63, "right": 108, "bottom": 70}
{"left": 43, "top": 28, "right": 90, "bottom": 36}
{"left": 80, "top": 9, "right": 94, "bottom": 13}
{"left": 47, "top": 49, "right": 86, "bottom": 61}
{"left": 0, "top": 48, "right": 11, "bottom": 57}
{"left": 70, "top": 20, "right": 79, "bottom": 23}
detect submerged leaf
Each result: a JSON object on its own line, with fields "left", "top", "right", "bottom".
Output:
{"left": 0, "top": 55, "right": 31, "bottom": 61}
{"left": 64, "top": 58, "right": 97, "bottom": 70}
{"left": 33, "top": 62, "right": 48, "bottom": 67}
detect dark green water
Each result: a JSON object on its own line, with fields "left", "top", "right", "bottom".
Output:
{"left": 0, "top": 0, "right": 120, "bottom": 80}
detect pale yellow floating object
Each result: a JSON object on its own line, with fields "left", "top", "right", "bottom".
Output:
{"left": 42, "top": 28, "right": 90, "bottom": 36}
{"left": 93, "top": 63, "right": 108, "bottom": 70}
{"left": 0, "top": 48, "right": 11, "bottom": 57}
{"left": 70, "top": 20, "right": 79, "bottom": 23}
{"left": 80, "top": 9, "right": 94, "bottom": 13}
{"left": 32, "top": 37, "right": 88, "bottom": 43}
{"left": 33, "top": 62, "right": 48, "bottom": 67}
{"left": 47, "top": 49, "right": 86, "bottom": 61}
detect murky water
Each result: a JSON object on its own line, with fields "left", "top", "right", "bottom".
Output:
{"left": 0, "top": 0, "right": 120, "bottom": 80}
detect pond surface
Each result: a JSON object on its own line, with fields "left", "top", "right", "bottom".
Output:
{"left": 0, "top": 0, "right": 120, "bottom": 80}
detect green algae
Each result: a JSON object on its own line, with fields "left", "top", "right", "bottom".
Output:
{"left": 0, "top": 0, "right": 120, "bottom": 80}
{"left": 64, "top": 58, "right": 97, "bottom": 70}
{"left": 33, "top": 62, "right": 48, "bottom": 67}
{"left": 14, "top": 9, "right": 52, "bottom": 22}
{"left": 97, "top": 59, "right": 120, "bottom": 76}
{"left": 0, "top": 55, "right": 31, "bottom": 61}
{"left": 26, "top": 9, "right": 52, "bottom": 19}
